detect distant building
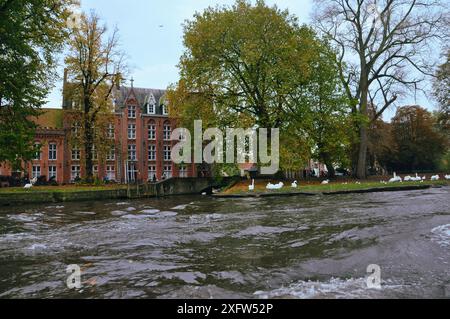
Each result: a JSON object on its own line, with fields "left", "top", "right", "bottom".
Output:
{"left": 0, "top": 82, "right": 199, "bottom": 184}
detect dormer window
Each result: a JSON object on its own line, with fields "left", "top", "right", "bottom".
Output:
{"left": 162, "top": 104, "right": 168, "bottom": 115}
{"left": 128, "top": 105, "right": 136, "bottom": 119}
{"left": 147, "top": 103, "right": 155, "bottom": 115}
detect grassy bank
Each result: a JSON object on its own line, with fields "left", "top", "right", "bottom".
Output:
{"left": 221, "top": 180, "right": 449, "bottom": 196}
{"left": 0, "top": 185, "right": 128, "bottom": 194}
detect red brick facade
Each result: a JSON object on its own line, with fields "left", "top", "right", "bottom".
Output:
{"left": 0, "top": 86, "right": 198, "bottom": 184}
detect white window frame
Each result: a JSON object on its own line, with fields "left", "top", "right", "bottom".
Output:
{"left": 163, "top": 124, "right": 171, "bottom": 141}
{"left": 148, "top": 144, "right": 156, "bottom": 161}
{"left": 106, "top": 146, "right": 115, "bottom": 161}
{"left": 106, "top": 165, "right": 115, "bottom": 181}
{"left": 32, "top": 165, "right": 41, "bottom": 179}
{"left": 163, "top": 165, "right": 172, "bottom": 179}
{"left": 147, "top": 103, "right": 155, "bottom": 115}
{"left": 148, "top": 123, "right": 156, "bottom": 140}
{"left": 148, "top": 165, "right": 157, "bottom": 181}
{"left": 179, "top": 165, "right": 188, "bottom": 178}
{"left": 48, "top": 166, "right": 57, "bottom": 180}
{"left": 127, "top": 163, "right": 138, "bottom": 182}
{"left": 128, "top": 124, "right": 136, "bottom": 140}
{"left": 162, "top": 104, "right": 168, "bottom": 115}
{"left": 163, "top": 145, "right": 171, "bottom": 161}
{"left": 48, "top": 143, "right": 57, "bottom": 161}
{"left": 128, "top": 105, "right": 136, "bottom": 119}
{"left": 71, "top": 147, "right": 80, "bottom": 161}
{"left": 128, "top": 144, "right": 137, "bottom": 161}
{"left": 71, "top": 165, "right": 81, "bottom": 182}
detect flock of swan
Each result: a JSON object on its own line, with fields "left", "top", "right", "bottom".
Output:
{"left": 386, "top": 173, "right": 450, "bottom": 184}
{"left": 248, "top": 173, "right": 450, "bottom": 191}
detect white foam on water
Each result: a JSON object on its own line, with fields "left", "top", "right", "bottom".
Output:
{"left": 116, "top": 202, "right": 130, "bottom": 206}
{"left": 431, "top": 224, "right": 450, "bottom": 247}
{"left": 74, "top": 212, "right": 96, "bottom": 216}
{"left": 7, "top": 214, "right": 38, "bottom": 223}
{"left": 172, "top": 204, "right": 190, "bottom": 210}
{"left": 149, "top": 211, "right": 178, "bottom": 218}
{"left": 27, "top": 244, "right": 48, "bottom": 251}
{"left": 111, "top": 210, "right": 127, "bottom": 216}
{"left": 126, "top": 207, "right": 137, "bottom": 212}
{"left": 121, "top": 214, "right": 149, "bottom": 220}
{"left": 254, "top": 277, "right": 403, "bottom": 299}
{"left": 45, "top": 205, "right": 64, "bottom": 209}
{"left": 140, "top": 209, "right": 160, "bottom": 214}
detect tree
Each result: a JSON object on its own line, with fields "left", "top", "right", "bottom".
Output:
{"left": 433, "top": 50, "right": 450, "bottom": 138}
{"left": 313, "top": 0, "right": 448, "bottom": 178}
{"left": 391, "top": 106, "right": 447, "bottom": 171}
{"left": 0, "top": 0, "right": 74, "bottom": 169}
{"left": 295, "top": 39, "right": 353, "bottom": 177}
{"left": 170, "top": 0, "right": 350, "bottom": 174}
{"left": 177, "top": 0, "right": 319, "bottom": 130}
{"left": 64, "top": 11, "right": 126, "bottom": 181}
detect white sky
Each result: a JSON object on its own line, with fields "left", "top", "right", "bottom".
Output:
{"left": 45, "top": 0, "right": 439, "bottom": 122}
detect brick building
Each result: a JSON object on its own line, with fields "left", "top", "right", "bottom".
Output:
{"left": 0, "top": 83, "right": 198, "bottom": 184}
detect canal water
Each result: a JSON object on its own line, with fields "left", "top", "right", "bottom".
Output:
{"left": 0, "top": 187, "right": 449, "bottom": 299}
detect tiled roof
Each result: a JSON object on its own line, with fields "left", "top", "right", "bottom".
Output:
{"left": 33, "top": 108, "right": 64, "bottom": 129}
{"left": 113, "top": 86, "right": 167, "bottom": 115}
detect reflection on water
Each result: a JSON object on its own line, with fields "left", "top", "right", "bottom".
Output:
{"left": 0, "top": 187, "right": 449, "bottom": 299}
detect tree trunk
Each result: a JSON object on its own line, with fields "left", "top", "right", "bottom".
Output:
{"left": 84, "top": 97, "right": 94, "bottom": 183}
{"left": 355, "top": 71, "right": 369, "bottom": 180}
{"left": 356, "top": 126, "right": 368, "bottom": 179}
{"left": 325, "top": 160, "right": 335, "bottom": 178}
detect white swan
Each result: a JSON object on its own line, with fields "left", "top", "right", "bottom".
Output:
{"left": 266, "top": 182, "right": 284, "bottom": 190}
{"left": 404, "top": 175, "right": 413, "bottom": 182}
{"left": 411, "top": 173, "right": 422, "bottom": 182}
{"left": 389, "top": 172, "right": 402, "bottom": 183}
{"left": 249, "top": 179, "right": 255, "bottom": 191}
{"left": 431, "top": 175, "right": 440, "bottom": 181}
{"left": 321, "top": 180, "right": 329, "bottom": 185}
{"left": 291, "top": 181, "right": 298, "bottom": 188}
{"left": 24, "top": 176, "right": 38, "bottom": 189}
{"left": 445, "top": 175, "right": 450, "bottom": 180}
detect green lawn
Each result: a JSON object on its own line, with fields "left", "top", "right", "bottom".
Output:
{"left": 0, "top": 185, "right": 128, "bottom": 194}
{"left": 224, "top": 180, "right": 449, "bottom": 195}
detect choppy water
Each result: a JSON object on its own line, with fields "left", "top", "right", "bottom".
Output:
{"left": 0, "top": 187, "right": 449, "bottom": 299}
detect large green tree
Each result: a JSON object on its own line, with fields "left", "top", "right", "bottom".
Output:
{"left": 170, "top": 0, "right": 350, "bottom": 174}
{"left": 0, "top": 0, "right": 74, "bottom": 169}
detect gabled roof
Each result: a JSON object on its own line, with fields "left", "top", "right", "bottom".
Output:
{"left": 113, "top": 86, "right": 167, "bottom": 115}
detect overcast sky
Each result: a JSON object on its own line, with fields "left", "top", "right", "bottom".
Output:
{"left": 45, "top": 0, "right": 438, "bottom": 121}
